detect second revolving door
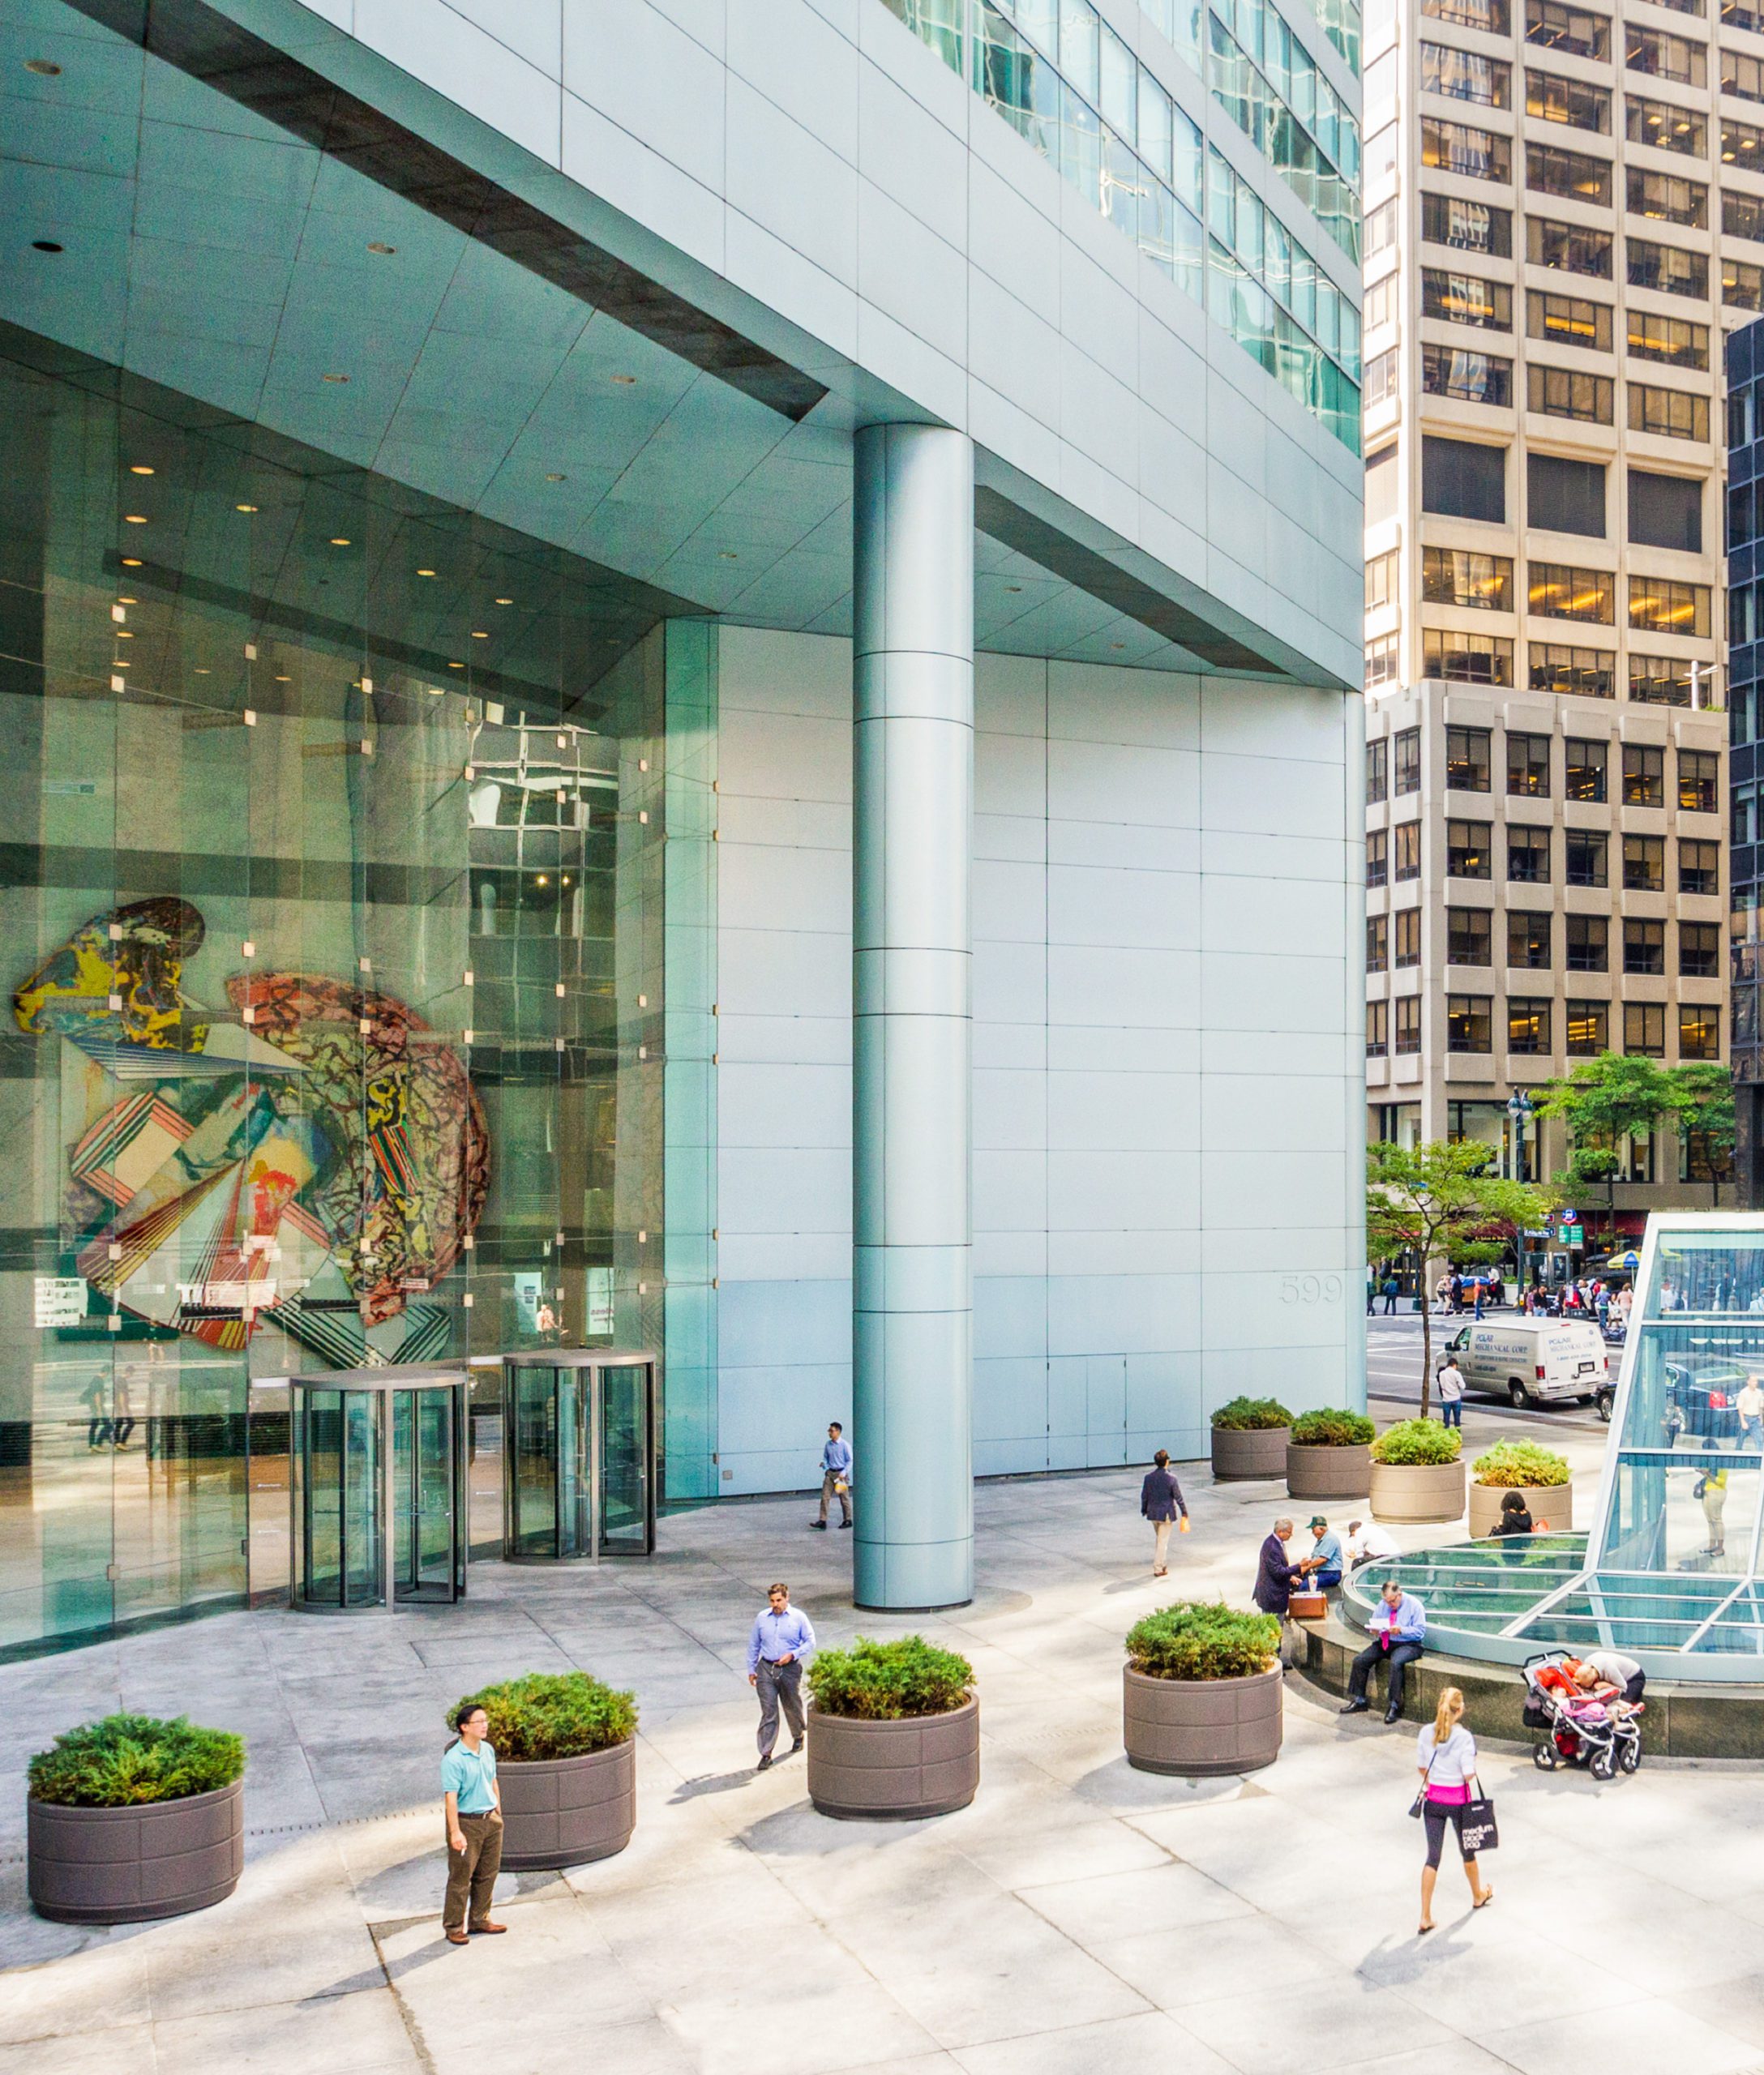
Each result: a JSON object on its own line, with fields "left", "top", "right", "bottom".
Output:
{"left": 504, "top": 1351, "right": 656, "bottom": 1560}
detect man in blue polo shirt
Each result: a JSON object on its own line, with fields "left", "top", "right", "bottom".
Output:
{"left": 441, "top": 1701, "right": 506, "bottom": 1945}
{"left": 747, "top": 1581, "right": 816, "bottom": 1769}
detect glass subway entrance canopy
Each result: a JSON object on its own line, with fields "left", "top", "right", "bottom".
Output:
{"left": 1347, "top": 1215, "right": 1764, "bottom": 1681}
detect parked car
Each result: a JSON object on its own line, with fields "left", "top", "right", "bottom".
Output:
{"left": 1663, "top": 1360, "right": 1747, "bottom": 1444}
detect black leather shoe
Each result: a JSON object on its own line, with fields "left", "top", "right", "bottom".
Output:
{"left": 1385, "top": 1705, "right": 1402, "bottom": 1724}
{"left": 839, "top": 1521, "right": 852, "bottom": 1530}
{"left": 790, "top": 1737, "right": 805, "bottom": 1754}
{"left": 809, "top": 1520, "right": 827, "bottom": 1530}
{"left": 757, "top": 1753, "right": 773, "bottom": 1770}
{"left": 1339, "top": 1698, "right": 1369, "bottom": 1714}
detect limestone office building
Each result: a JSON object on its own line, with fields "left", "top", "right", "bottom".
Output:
{"left": 0, "top": 0, "right": 1364, "bottom": 1649}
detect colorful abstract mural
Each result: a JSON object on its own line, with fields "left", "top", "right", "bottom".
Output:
{"left": 15, "top": 899, "right": 489, "bottom": 1366}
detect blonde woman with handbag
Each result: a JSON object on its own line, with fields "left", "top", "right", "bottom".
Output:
{"left": 1415, "top": 1685, "right": 1494, "bottom": 1933}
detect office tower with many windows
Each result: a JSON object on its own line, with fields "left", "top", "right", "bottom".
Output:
{"left": 1362, "top": 0, "right": 1736, "bottom": 1226}
{"left": 1728, "top": 317, "right": 1764, "bottom": 1194}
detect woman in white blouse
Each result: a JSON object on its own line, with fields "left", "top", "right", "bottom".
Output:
{"left": 1416, "top": 1686, "right": 1494, "bottom": 1932}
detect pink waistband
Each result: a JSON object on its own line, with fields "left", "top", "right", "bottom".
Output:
{"left": 1426, "top": 1782, "right": 1471, "bottom": 1805}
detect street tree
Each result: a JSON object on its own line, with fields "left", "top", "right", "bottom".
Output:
{"left": 1532, "top": 1053, "right": 1682, "bottom": 1254}
{"left": 1367, "top": 1140, "right": 1554, "bottom": 1412}
{"left": 1672, "top": 1062, "right": 1737, "bottom": 1209}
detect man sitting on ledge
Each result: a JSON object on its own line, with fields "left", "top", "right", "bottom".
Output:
{"left": 1341, "top": 1577, "right": 1428, "bottom": 1724}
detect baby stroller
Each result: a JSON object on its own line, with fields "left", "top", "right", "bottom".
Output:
{"left": 1523, "top": 1654, "right": 1643, "bottom": 1781}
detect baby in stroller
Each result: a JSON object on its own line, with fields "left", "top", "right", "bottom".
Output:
{"left": 1524, "top": 1654, "right": 1643, "bottom": 1781}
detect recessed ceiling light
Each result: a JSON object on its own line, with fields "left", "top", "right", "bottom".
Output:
{"left": 24, "top": 58, "right": 62, "bottom": 75}
{"left": 366, "top": 241, "right": 396, "bottom": 255}
{"left": 447, "top": 661, "right": 464, "bottom": 669}
{"left": 123, "top": 514, "right": 148, "bottom": 524}
{"left": 235, "top": 503, "right": 258, "bottom": 513}
{"left": 129, "top": 464, "right": 154, "bottom": 476}
{"left": 114, "top": 630, "right": 133, "bottom": 639}
{"left": 322, "top": 372, "right": 349, "bottom": 383}
{"left": 121, "top": 556, "right": 142, "bottom": 567}
{"left": 195, "top": 668, "right": 209, "bottom": 675}
{"left": 544, "top": 472, "right": 566, "bottom": 481}
{"left": 31, "top": 241, "right": 62, "bottom": 253}
{"left": 275, "top": 674, "right": 291, "bottom": 682}
{"left": 117, "top": 596, "right": 136, "bottom": 605}
{"left": 611, "top": 374, "right": 636, "bottom": 385}
{"left": 470, "top": 630, "right": 488, "bottom": 640}
{"left": 417, "top": 567, "right": 436, "bottom": 576}
{"left": 330, "top": 537, "right": 351, "bottom": 545}
{"left": 495, "top": 596, "right": 513, "bottom": 605}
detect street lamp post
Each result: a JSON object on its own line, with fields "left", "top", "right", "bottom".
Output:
{"left": 1506, "top": 1087, "right": 1534, "bottom": 1286}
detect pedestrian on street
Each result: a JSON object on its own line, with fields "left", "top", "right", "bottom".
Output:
{"left": 1738, "top": 1373, "right": 1764, "bottom": 1453}
{"left": 1436, "top": 1356, "right": 1465, "bottom": 1430}
{"left": 747, "top": 1581, "right": 815, "bottom": 1770}
{"left": 1367, "top": 1267, "right": 1377, "bottom": 1316}
{"left": 1382, "top": 1274, "right": 1400, "bottom": 1315}
{"left": 1252, "top": 1517, "right": 1304, "bottom": 1615}
{"left": 1342, "top": 1576, "right": 1428, "bottom": 1723}
{"left": 441, "top": 1702, "right": 507, "bottom": 1947}
{"left": 1140, "top": 1448, "right": 1188, "bottom": 1577}
{"left": 811, "top": 1420, "right": 853, "bottom": 1530}
{"left": 1415, "top": 1686, "right": 1493, "bottom": 1934}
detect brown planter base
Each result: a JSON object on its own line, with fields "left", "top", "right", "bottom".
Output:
{"left": 1369, "top": 1459, "right": 1466, "bottom": 1525}
{"left": 1286, "top": 1443, "right": 1372, "bottom": 1500}
{"left": 1469, "top": 1482, "right": 1573, "bottom": 1538}
{"left": 1211, "top": 1425, "right": 1291, "bottom": 1481}
{"left": 807, "top": 1699, "right": 978, "bottom": 1820}
{"left": 1124, "top": 1665, "right": 1282, "bottom": 1776}
{"left": 496, "top": 1739, "right": 636, "bottom": 1869}
{"left": 29, "top": 1778, "right": 243, "bottom": 1925}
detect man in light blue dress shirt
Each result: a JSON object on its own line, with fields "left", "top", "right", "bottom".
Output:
{"left": 813, "top": 1421, "right": 854, "bottom": 1530}
{"left": 747, "top": 1581, "right": 816, "bottom": 1769}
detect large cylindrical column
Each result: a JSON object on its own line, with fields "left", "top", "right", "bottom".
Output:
{"left": 851, "top": 423, "right": 974, "bottom": 1611}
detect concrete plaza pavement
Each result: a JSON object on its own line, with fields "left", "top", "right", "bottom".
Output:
{"left": 6, "top": 1410, "right": 1764, "bottom": 2075}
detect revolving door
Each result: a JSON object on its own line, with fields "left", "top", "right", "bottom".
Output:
{"left": 289, "top": 1364, "right": 468, "bottom": 1611}
{"left": 503, "top": 1351, "right": 657, "bottom": 1560}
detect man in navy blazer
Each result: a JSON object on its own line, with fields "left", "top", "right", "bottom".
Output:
{"left": 1252, "top": 1518, "right": 1303, "bottom": 1615}
{"left": 1139, "top": 1449, "right": 1188, "bottom": 1576}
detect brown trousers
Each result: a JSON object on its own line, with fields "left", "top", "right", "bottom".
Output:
{"left": 443, "top": 1809, "right": 503, "bottom": 1932}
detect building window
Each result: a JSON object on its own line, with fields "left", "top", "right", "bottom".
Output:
{"left": 1624, "top": 916, "right": 1666, "bottom": 971}
{"left": 1628, "top": 24, "right": 1706, "bottom": 85}
{"left": 1627, "top": 96, "right": 1706, "bottom": 155}
{"left": 1366, "top": 196, "right": 1398, "bottom": 258}
{"left": 1684, "top": 1127, "right": 1733, "bottom": 1184}
{"left": 1565, "top": 829, "right": 1608, "bottom": 884}
{"left": 1731, "top": 583, "right": 1758, "bottom": 647}
{"left": 1681, "top": 1003, "right": 1720, "bottom": 1059}
{"left": 1366, "top": 828, "right": 1389, "bottom": 887}
{"left": 1738, "top": 788, "right": 1758, "bottom": 845}
{"left": 1526, "top": 141, "right": 1612, "bottom": 205}
{"left": 1395, "top": 821, "right": 1422, "bottom": 880}
{"left": 1565, "top": 735, "right": 1607, "bottom": 799}
{"left": 1624, "top": 1130, "right": 1656, "bottom": 1181}
{"left": 1679, "top": 837, "right": 1719, "bottom": 895}
{"left": 1368, "top": 914, "right": 1389, "bottom": 971}
{"left": 1365, "top": 632, "right": 1400, "bottom": 687}
{"left": 1424, "top": 629, "right": 1514, "bottom": 683}
{"left": 1628, "top": 468, "right": 1703, "bottom": 552}
{"left": 1530, "top": 218, "right": 1614, "bottom": 278}
{"left": 1448, "top": 906, "right": 1493, "bottom": 963}
{"left": 1366, "top": 738, "right": 1389, "bottom": 804}
{"left": 1527, "top": 0, "right": 1611, "bottom": 58}
{"left": 1424, "top": 346, "right": 1514, "bottom": 406}
{"left": 1395, "top": 906, "right": 1423, "bottom": 965}
{"left": 1526, "top": 291, "right": 1612, "bottom": 352}
{"left": 1527, "top": 453, "right": 1607, "bottom": 537}
{"left": 1629, "top": 655, "right": 1700, "bottom": 704}
{"left": 1424, "top": 42, "right": 1514, "bottom": 105}
{"left": 1628, "top": 239, "right": 1706, "bottom": 297}
{"left": 1423, "top": 118, "right": 1512, "bottom": 182}
{"left": 1448, "top": 819, "right": 1493, "bottom": 877}
{"left": 1447, "top": 995, "right": 1494, "bottom": 1051}
{"left": 1394, "top": 726, "right": 1421, "bottom": 793}
{"left": 1364, "top": 349, "right": 1399, "bottom": 409}
{"left": 1531, "top": 643, "right": 1614, "bottom": 697}
{"left": 1395, "top": 995, "right": 1423, "bottom": 1053}
{"left": 1565, "top": 913, "right": 1608, "bottom": 969}
{"left": 1527, "top": 562, "right": 1614, "bottom": 622}
{"left": 1507, "top": 731, "right": 1552, "bottom": 794}
{"left": 1446, "top": 725, "right": 1493, "bottom": 790}
{"left": 1726, "top": 192, "right": 1764, "bottom": 242}
{"left": 1509, "top": 999, "right": 1552, "bottom": 1054}
{"left": 1367, "top": 549, "right": 1400, "bottom": 614}
{"left": 1529, "top": 365, "right": 1614, "bottom": 424}
{"left": 1364, "top": 276, "right": 1399, "bottom": 335}
{"left": 1725, "top": 257, "right": 1764, "bottom": 310}
{"left": 1423, "top": 192, "right": 1513, "bottom": 255}
{"left": 1422, "top": 272, "right": 1514, "bottom": 330}
{"left": 1628, "top": 383, "right": 1710, "bottom": 442}
{"left": 1628, "top": 167, "right": 1707, "bottom": 228}
{"left": 1427, "top": 0, "right": 1511, "bottom": 26}
{"left": 1623, "top": 743, "right": 1665, "bottom": 806}
{"left": 1566, "top": 999, "right": 1608, "bottom": 1054}
{"left": 1422, "top": 435, "right": 1507, "bottom": 521}
{"left": 1508, "top": 824, "right": 1552, "bottom": 881}
{"left": 1628, "top": 311, "right": 1708, "bottom": 370}
{"left": 1681, "top": 921, "right": 1720, "bottom": 976}
{"left": 1678, "top": 747, "right": 1719, "bottom": 813}
{"left": 1629, "top": 576, "right": 1711, "bottom": 636}
{"left": 1509, "top": 910, "right": 1552, "bottom": 967}
{"left": 1526, "top": 70, "right": 1610, "bottom": 130}
{"left": 1422, "top": 547, "right": 1513, "bottom": 609}
{"left": 1723, "top": 115, "right": 1764, "bottom": 168}
{"left": 1625, "top": 1003, "right": 1668, "bottom": 1056}
{"left": 1623, "top": 837, "right": 1667, "bottom": 895}
{"left": 1732, "top": 482, "right": 1758, "bottom": 553}
{"left": 1367, "top": 999, "right": 1389, "bottom": 1057}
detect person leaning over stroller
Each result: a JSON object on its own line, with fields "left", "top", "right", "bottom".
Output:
{"left": 1342, "top": 1577, "right": 1428, "bottom": 1723}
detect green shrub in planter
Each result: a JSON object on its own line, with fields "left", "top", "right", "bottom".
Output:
{"left": 452, "top": 1671, "right": 636, "bottom": 1760}
{"left": 1291, "top": 1408, "right": 1375, "bottom": 1447}
{"left": 1125, "top": 1601, "right": 1281, "bottom": 1681}
{"left": 1471, "top": 1439, "right": 1571, "bottom": 1489}
{"left": 1370, "top": 1418, "right": 1462, "bottom": 1465}
{"left": 1210, "top": 1396, "right": 1293, "bottom": 1431}
{"left": 807, "top": 1636, "right": 974, "bottom": 1719}
{"left": 28, "top": 1714, "right": 244, "bottom": 1808}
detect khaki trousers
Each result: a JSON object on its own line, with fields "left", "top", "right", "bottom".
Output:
{"left": 818, "top": 1470, "right": 852, "bottom": 1525}
{"left": 1152, "top": 1518, "right": 1172, "bottom": 1570}
{"left": 443, "top": 1809, "right": 503, "bottom": 1932}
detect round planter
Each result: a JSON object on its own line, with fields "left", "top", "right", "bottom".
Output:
{"left": 1369, "top": 1459, "right": 1466, "bottom": 1525}
{"left": 1285, "top": 1442, "right": 1372, "bottom": 1500}
{"left": 807, "top": 1699, "right": 978, "bottom": 1821}
{"left": 1211, "top": 1425, "right": 1291, "bottom": 1481}
{"left": 1469, "top": 1481, "right": 1573, "bottom": 1539}
{"left": 495, "top": 1739, "right": 636, "bottom": 1869}
{"left": 1123, "top": 1665, "right": 1282, "bottom": 1777}
{"left": 28, "top": 1778, "right": 242, "bottom": 1925}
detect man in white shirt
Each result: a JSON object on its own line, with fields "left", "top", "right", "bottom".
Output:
{"left": 1435, "top": 1358, "right": 1466, "bottom": 1431}
{"left": 1738, "top": 1375, "right": 1764, "bottom": 1452}
{"left": 1346, "top": 1518, "right": 1398, "bottom": 1568}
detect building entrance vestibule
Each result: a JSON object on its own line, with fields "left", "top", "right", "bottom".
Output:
{"left": 503, "top": 1351, "right": 657, "bottom": 1561}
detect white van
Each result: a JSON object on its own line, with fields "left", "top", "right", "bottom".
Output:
{"left": 1442, "top": 1320, "right": 1610, "bottom": 1410}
